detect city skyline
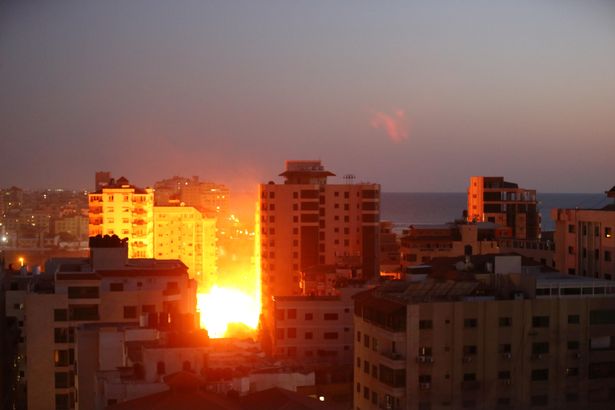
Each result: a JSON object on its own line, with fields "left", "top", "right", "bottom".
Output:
{"left": 1, "top": 1, "right": 614, "bottom": 193}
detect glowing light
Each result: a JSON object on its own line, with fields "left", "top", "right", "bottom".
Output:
{"left": 197, "top": 285, "right": 260, "bottom": 338}
{"left": 18, "top": 257, "right": 24, "bottom": 267}
{"left": 319, "top": 396, "right": 325, "bottom": 402}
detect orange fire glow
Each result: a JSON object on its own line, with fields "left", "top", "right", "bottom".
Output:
{"left": 196, "top": 204, "right": 261, "bottom": 339}
{"left": 197, "top": 285, "right": 260, "bottom": 338}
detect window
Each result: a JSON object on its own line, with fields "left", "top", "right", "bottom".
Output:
{"left": 110, "top": 283, "right": 123, "bottom": 292}
{"left": 55, "top": 372, "right": 69, "bottom": 388}
{"left": 276, "top": 328, "right": 284, "bottom": 340}
{"left": 463, "top": 373, "right": 476, "bottom": 381}
{"left": 157, "top": 361, "right": 166, "bottom": 374}
{"left": 287, "top": 309, "right": 297, "bottom": 319}
{"left": 463, "top": 345, "right": 477, "bottom": 355}
{"left": 590, "top": 309, "right": 615, "bottom": 325}
{"left": 499, "top": 317, "right": 512, "bottom": 327}
{"left": 606, "top": 251, "right": 612, "bottom": 262}
{"left": 364, "top": 360, "right": 370, "bottom": 374}
{"left": 498, "top": 370, "right": 511, "bottom": 380}
{"left": 287, "top": 328, "right": 296, "bottom": 338}
{"left": 324, "top": 332, "right": 338, "bottom": 340}
{"left": 499, "top": 344, "right": 511, "bottom": 353}
{"left": 568, "top": 224, "right": 575, "bottom": 233}
{"left": 568, "top": 314, "right": 580, "bottom": 324}
{"left": 464, "top": 318, "right": 477, "bottom": 328}
{"left": 305, "top": 332, "right": 313, "bottom": 340}
{"left": 54, "top": 309, "right": 68, "bottom": 322}
{"left": 357, "top": 331, "right": 361, "bottom": 342}
{"left": 419, "top": 320, "right": 433, "bottom": 329}
{"left": 567, "top": 340, "right": 580, "bottom": 350}
{"left": 532, "top": 342, "right": 549, "bottom": 355}
{"left": 532, "top": 316, "right": 549, "bottom": 328}
{"left": 324, "top": 313, "right": 339, "bottom": 320}
{"left": 531, "top": 369, "right": 549, "bottom": 381}
{"left": 123, "top": 306, "right": 137, "bottom": 319}
{"left": 566, "top": 367, "right": 579, "bottom": 377}
{"left": 364, "top": 334, "right": 369, "bottom": 347}
{"left": 55, "top": 394, "right": 70, "bottom": 410}
{"left": 68, "top": 286, "right": 99, "bottom": 299}
{"left": 363, "top": 386, "right": 370, "bottom": 399}
{"left": 606, "top": 227, "right": 612, "bottom": 238}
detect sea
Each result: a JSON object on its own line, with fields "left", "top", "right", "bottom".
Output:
{"left": 381, "top": 193, "right": 610, "bottom": 232}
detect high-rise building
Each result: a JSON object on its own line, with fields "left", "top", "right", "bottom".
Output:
{"left": 354, "top": 254, "right": 615, "bottom": 410}
{"left": 153, "top": 206, "right": 217, "bottom": 285}
{"left": 258, "top": 161, "right": 380, "bottom": 348}
{"left": 88, "top": 177, "right": 154, "bottom": 258}
{"left": 552, "top": 187, "right": 615, "bottom": 280}
{"left": 467, "top": 176, "right": 540, "bottom": 240}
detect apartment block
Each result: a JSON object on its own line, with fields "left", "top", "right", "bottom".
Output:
{"left": 22, "top": 236, "right": 197, "bottom": 410}
{"left": 552, "top": 187, "right": 615, "bottom": 280}
{"left": 354, "top": 254, "right": 615, "bottom": 410}
{"left": 153, "top": 206, "right": 217, "bottom": 284}
{"left": 467, "top": 176, "right": 540, "bottom": 240}
{"left": 258, "top": 161, "right": 380, "bottom": 345}
{"left": 88, "top": 177, "right": 154, "bottom": 258}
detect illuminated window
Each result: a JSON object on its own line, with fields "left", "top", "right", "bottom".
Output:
{"left": 606, "top": 227, "right": 612, "bottom": 238}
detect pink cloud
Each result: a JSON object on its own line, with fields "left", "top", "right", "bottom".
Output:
{"left": 370, "top": 109, "right": 409, "bottom": 143}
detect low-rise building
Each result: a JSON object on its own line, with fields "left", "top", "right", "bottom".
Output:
{"left": 354, "top": 254, "right": 615, "bottom": 410}
{"left": 552, "top": 187, "right": 615, "bottom": 280}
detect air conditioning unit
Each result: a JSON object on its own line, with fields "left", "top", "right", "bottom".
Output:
{"left": 462, "top": 355, "right": 473, "bottom": 363}
{"left": 504, "top": 379, "right": 511, "bottom": 386}
{"left": 501, "top": 352, "right": 512, "bottom": 360}
{"left": 532, "top": 354, "right": 543, "bottom": 360}
{"left": 419, "top": 382, "right": 431, "bottom": 390}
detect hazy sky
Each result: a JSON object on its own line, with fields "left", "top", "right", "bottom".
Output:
{"left": 1, "top": 0, "right": 614, "bottom": 193}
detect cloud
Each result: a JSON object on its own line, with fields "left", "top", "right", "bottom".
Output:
{"left": 370, "top": 109, "right": 409, "bottom": 143}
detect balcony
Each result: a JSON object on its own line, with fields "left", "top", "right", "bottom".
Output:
{"left": 416, "top": 355, "right": 434, "bottom": 365}
{"left": 380, "top": 351, "right": 406, "bottom": 369}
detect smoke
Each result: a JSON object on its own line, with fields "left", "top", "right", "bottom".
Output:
{"left": 370, "top": 109, "right": 409, "bottom": 143}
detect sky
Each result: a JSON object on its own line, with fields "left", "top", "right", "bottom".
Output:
{"left": 1, "top": 0, "right": 614, "bottom": 193}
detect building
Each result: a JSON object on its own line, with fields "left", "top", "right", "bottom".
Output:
{"left": 271, "top": 288, "right": 361, "bottom": 364}
{"left": 400, "top": 222, "right": 500, "bottom": 268}
{"left": 380, "top": 221, "right": 400, "bottom": 271}
{"left": 552, "top": 187, "right": 615, "bottom": 280}
{"left": 258, "top": 160, "right": 380, "bottom": 348}
{"left": 467, "top": 176, "right": 540, "bottom": 240}
{"left": 95, "top": 172, "right": 112, "bottom": 191}
{"left": 154, "top": 176, "right": 230, "bottom": 217}
{"left": 21, "top": 236, "right": 197, "bottom": 410}
{"left": 88, "top": 177, "right": 154, "bottom": 258}
{"left": 54, "top": 214, "right": 89, "bottom": 241}
{"left": 353, "top": 254, "right": 615, "bottom": 410}
{"left": 153, "top": 205, "right": 217, "bottom": 285}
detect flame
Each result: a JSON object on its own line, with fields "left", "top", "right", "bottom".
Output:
{"left": 197, "top": 285, "right": 260, "bottom": 338}
{"left": 196, "top": 202, "right": 262, "bottom": 339}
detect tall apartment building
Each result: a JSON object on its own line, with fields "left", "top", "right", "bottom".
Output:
{"left": 22, "top": 236, "right": 196, "bottom": 410}
{"left": 88, "top": 177, "right": 154, "bottom": 258}
{"left": 467, "top": 176, "right": 540, "bottom": 240}
{"left": 353, "top": 254, "right": 615, "bottom": 410}
{"left": 153, "top": 206, "right": 217, "bottom": 284}
{"left": 552, "top": 187, "right": 615, "bottom": 280}
{"left": 258, "top": 161, "right": 380, "bottom": 343}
